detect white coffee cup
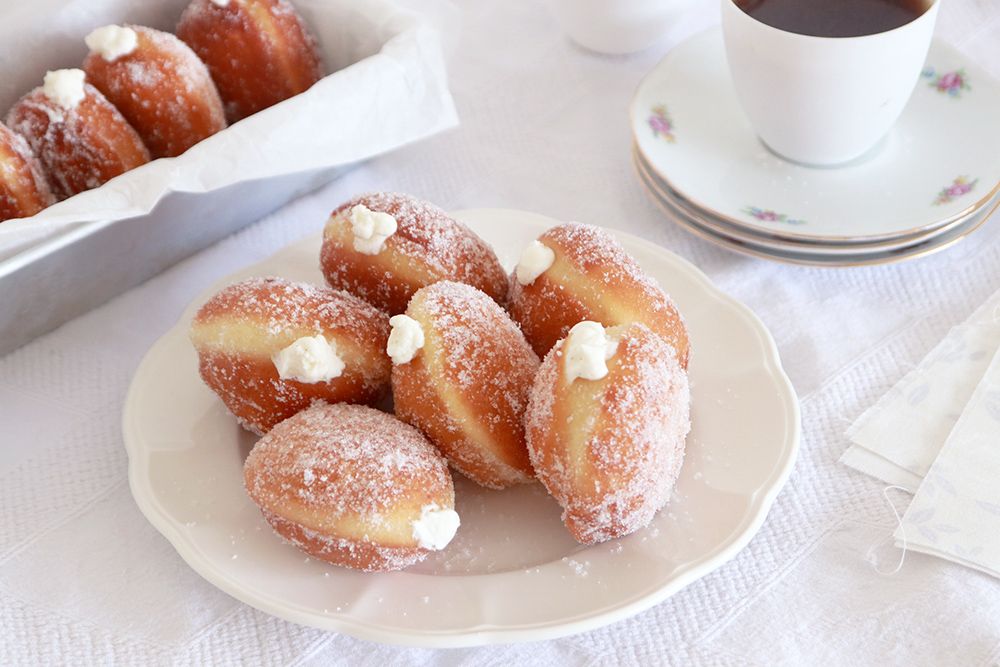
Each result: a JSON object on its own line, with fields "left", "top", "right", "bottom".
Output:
{"left": 546, "top": 0, "right": 694, "bottom": 55}
{"left": 721, "top": 0, "right": 939, "bottom": 166}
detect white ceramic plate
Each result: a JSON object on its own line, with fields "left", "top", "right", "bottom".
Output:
{"left": 123, "top": 209, "right": 800, "bottom": 647}
{"left": 636, "top": 156, "right": 1000, "bottom": 267}
{"left": 631, "top": 28, "right": 1000, "bottom": 243}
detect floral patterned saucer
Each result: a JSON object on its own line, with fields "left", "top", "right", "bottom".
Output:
{"left": 634, "top": 147, "right": 1000, "bottom": 267}
{"left": 630, "top": 28, "right": 1000, "bottom": 243}
{"left": 633, "top": 146, "right": 988, "bottom": 256}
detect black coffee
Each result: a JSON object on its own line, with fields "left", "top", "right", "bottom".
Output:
{"left": 734, "top": 0, "right": 930, "bottom": 38}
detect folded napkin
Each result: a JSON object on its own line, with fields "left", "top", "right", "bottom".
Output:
{"left": 895, "top": 344, "right": 1000, "bottom": 578}
{"left": 841, "top": 288, "right": 1000, "bottom": 490}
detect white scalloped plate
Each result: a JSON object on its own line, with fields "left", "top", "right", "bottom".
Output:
{"left": 122, "top": 208, "right": 799, "bottom": 647}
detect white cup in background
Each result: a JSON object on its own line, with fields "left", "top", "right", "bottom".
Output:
{"left": 546, "top": 0, "right": 695, "bottom": 56}
{"left": 721, "top": 0, "right": 939, "bottom": 166}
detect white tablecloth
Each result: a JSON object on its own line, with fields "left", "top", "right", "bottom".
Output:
{"left": 3, "top": 1, "right": 999, "bottom": 664}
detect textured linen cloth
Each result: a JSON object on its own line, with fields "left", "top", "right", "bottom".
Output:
{"left": 3, "top": 1, "right": 1000, "bottom": 665}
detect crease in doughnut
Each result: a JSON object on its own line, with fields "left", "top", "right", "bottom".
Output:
{"left": 190, "top": 276, "right": 391, "bottom": 434}
{"left": 320, "top": 192, "right": 509, "bottom": 314}
{"left": 176, "top": 0, "right": 324, "bottom": 123}
{"left": 243, "top": 0, "right": 321, "bottom": 91}
{"left": 244, "top": 403, "right": 458, "bottom": 572}
{"left": 391, "top": 281, "right": 539, "bottom": 489}
{"left": 420, "top": 322, "right": 529, "bottom": 483}
{"left": 508, "top": 223, "right": 690, "bottom": 368}
{"left": 526, "top": 321, "right": 691, "bottom": 544}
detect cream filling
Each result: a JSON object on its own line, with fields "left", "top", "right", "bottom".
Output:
{"left": 42, "top": 69, "right": 86, "bottom": 110}
{"left": 272, "top": 335, "right": 345, "bottom": 383}
{"left": 515, "top": 240, "right": 555, "bottom": 285}
{"left": 411, "top": 503, "right": 460, "bottom": 550}
{"left": 349, "top": 204, "right": 397, "bottom": 255}
{"left": 563, "top": 321, "right": 619, "bottom": 383}
{"left": 386, "top": 315, "right": 424, "bottom": 364}
{"left": 85, "top": 25, "right": 138, "bottom": 61}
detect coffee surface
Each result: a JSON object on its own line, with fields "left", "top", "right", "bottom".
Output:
{"left": 735, "top": 0, "right": 929, "bottom": 37}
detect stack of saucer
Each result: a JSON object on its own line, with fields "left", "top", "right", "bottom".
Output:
{"left": 630, "top": 29, "right": 1000, "bottom": 267}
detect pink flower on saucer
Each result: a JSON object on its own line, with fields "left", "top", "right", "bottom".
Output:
{"left": 933, "top": 176, "right": 978, "bottom": 205}
{"left": 921, "top": 67, "right": 971, "bottom": 98}
{"left": 742, "top": 206, "right": 805, "bottom": 226}
{"left": 648, "top": 105, "right": 675, "bottom": 142}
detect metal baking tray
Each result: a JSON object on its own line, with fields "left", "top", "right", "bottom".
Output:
{"left": 0, "top": 165, "right": 348, "bottom": 356}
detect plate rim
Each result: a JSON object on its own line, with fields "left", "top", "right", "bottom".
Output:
{"left": 628, "top": 27, "right": 1000, "bottom": 244}
{"left": 122, "top": 209, "right": 801, "bottom": 647}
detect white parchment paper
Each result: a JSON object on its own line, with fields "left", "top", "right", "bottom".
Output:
{"left": 0, "top": 0, "right": 458, "bottom": 260}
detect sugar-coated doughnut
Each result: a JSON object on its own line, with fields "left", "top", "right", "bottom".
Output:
{"left": 177, "top": 0, "right": 324, "bottom": 123}
{"left": 525, "top": 321, "right": 690, "bottom": 544}
{"left": 6, "top": 69, "right": 151, "bottom": 200}
{"left": 0, "top": 121, "right": 55, "bottom": 221}
{"left": 390, "top": 281, "right": 539, "bottom": 489}
{"left": 244, "top": 403, "right": 460, "bottom": 572}
{"left": 320, "top": 192, "right": 509, "bottom": 315}
{"left": 84, "top": 25, "right": 226, "bottom": 158}
{"left": 508, "top": 222, "right": 690, "bottom": 367}
{"left": 189, "top": 276, "right": 391, "bottom": 435}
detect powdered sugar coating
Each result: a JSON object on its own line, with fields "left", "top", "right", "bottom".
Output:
{"left": 508, "top": 222, "right": 689, "bottom": 366}
{"left": 6, "top": 83, "right": 150, "bottom": 200}
{"left": 244, "top": 403, "right": 456, "bottom": 572}
{"left": 525, "top": 322, "right": 691, "bottom": 544}
{"left": 321, "top": 192, "right": 509, "bottom": 314}
{"left": 0, "top": 122, "right": 55, "bottom": 221}
{"left": 392, "top": 281, "right": 539, "bottom": 488}
{"left": 193, "top": 276, "right": 385, "bottom": 337}
{"left": 177, "top": 0, "right": 324, "bottom": 123}
{"left": 83, "top": 25, "right": 225, "bottom": 158}
{"left": 190, "top": 276, "right": 391, "bottom": 434}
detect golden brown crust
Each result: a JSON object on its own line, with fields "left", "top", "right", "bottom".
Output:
{"left": 320, "top": 192, "right": 509, "bottom": 315}
{"left": 525, "top": 322, "right": 691, "bottom": 544}
{"left": 194, "top": 350, "right": 383, "bottom": 434}
{"left": 244, "top": 403, "right": 455, "bottom": 572}
{"left": 0, "top": 122, "right": 55, "bottom": 221}
{"left": 189, "top": 276, "right": 391, "bottom": 434}
{"left": 508, "top": 223, "right": 690, "bottom": 367}
{"left": 7, "top": 85, "right": 150, "bottom": 200}
{"left": 392, "top": 281, "right": 538, "bottom": 489}
{"left": 84, "top": 25, "right": 226, "bottom": 158}
{"left": 177, "top": 0, "right": 324, "bottom": 123}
